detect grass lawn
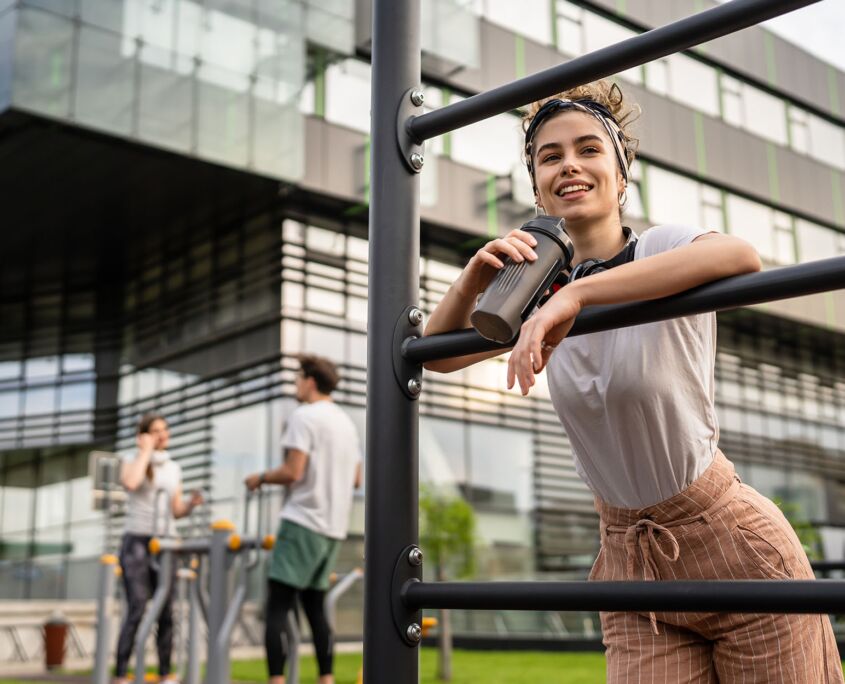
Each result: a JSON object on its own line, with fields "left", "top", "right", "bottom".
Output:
{"left": 4, "top": 650, "right": 845, "bottom": 684}
{"left": 231, "top": 648, "right": 608, "bottom": 683}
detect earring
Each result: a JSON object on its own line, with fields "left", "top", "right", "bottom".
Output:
{"left": 535, "top": 204, "right": 544, "bottom": 217}
{"left": 618, "top": 189, "right": 627, "bottom": 206}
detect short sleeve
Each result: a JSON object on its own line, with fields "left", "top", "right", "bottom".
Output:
{"left": 635, "top": 224, "right": 714, "bottom": 259}
{"left": 282, "top": 409, "right": 313, "bottom": 454}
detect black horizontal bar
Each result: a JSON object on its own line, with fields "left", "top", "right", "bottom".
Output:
{"left": 409, "top": 0, "right": 820, "bottom": 142}
{"left": 402, "top": 579, "right": 845, "bottom": 614}
{"left": 406, "top": 254, "right": 845, "bottom": 365}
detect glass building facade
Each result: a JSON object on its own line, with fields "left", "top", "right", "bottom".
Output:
{"left": 2, "top": 0, "right": 845, "bottom": 645}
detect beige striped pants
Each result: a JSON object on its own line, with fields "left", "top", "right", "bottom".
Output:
{"left": 591, "top": 451, "right": 843, "bottom": 683}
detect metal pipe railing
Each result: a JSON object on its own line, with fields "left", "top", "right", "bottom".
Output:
{"left": 406, "top": 255, "right": 845, "bottom": 364}
{"left": 402, "top": 580, "right": 845, "bottom": 614}
{"left": 407, "top": 0, "right": 821, "bottom": 142}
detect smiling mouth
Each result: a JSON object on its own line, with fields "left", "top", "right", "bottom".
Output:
{"left": 557, "top": 184, "right": 592, "bottom": 198}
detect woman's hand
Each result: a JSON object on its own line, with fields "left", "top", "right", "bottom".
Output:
{"left": 188, "top": 490, "right": 204, "bottom": 509}
{"left": 507, "top": 288, "right": 582, "bottom": 395}
{"left": 244, "top": 472, "right": 263, "bottom": 491}
{"left": 455, "top": 228, "right": 539, "bottom": 297}
{"left": 136, "top": 432, "right": 155, "bottom": 453}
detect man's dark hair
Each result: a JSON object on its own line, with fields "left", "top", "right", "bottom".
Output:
{"left": 298, "top": 354, "right": 340, "bottom": 395}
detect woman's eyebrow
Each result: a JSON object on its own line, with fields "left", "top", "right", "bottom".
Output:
{"left": 535, "top": 134, "right": 604, "bottom": 157}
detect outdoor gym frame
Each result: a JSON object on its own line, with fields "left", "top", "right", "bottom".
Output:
{"left": 364, "top": 0, "right": 841, "bottom": 682}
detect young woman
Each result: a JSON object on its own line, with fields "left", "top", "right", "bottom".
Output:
{"left": 424, "top": 80, "right": 842, "bottom": 682}
{"left": 114, "top": 413, "right": 203, "bottom": 684}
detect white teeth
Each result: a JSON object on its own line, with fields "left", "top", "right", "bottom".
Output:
{"left": 558, "top": 184, "right": 590, "bottom": 196}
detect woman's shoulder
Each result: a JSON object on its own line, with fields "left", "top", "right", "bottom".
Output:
{"left": 636, "top": 224, "right": 713, "bottom": 258}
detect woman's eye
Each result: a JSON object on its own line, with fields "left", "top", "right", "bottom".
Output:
{"left": 542, "top": 154, "right": 560, "bottom": 163}
{"left": 582, "top": 146, "right": 599, "bottom": 154}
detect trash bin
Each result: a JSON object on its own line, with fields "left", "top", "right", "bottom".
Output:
{"left": 43, "top": 610, "right": 68, "bottom": 669}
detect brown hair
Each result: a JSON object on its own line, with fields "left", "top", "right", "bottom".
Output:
{"left": 298, "top": 354, "right": 340, "bottom": 395}
{"left": 137, "top": 412, "right": 167, "bottom": 481}
{"left": 522, "top": 79, "right": 640, "bottom": 179}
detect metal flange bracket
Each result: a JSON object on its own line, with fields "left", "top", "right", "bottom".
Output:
{"left": 391, "top": 545, "right": 423, "bottom": 646}
{"left": 397, "top": 88, "right": 426, "bottom": 174}
{"left": 393, "top": 305, "right": 424, "bottom": 399}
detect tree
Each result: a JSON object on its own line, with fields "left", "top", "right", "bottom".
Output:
{"left": 419, "top": 486, "right": 477, "bottom": 682}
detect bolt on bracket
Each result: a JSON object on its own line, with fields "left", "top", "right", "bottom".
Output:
{"left": 393, "top": 305, "right": 424, "bottom": 400}
{"left": 397, "top": 87, "right": 426, "bottom": 174}
{"left": 391, "top": 544, "right": 423, "bottom": 647}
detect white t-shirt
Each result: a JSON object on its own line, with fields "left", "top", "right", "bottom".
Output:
{"left": 545, "top": 224, "right": 719, "bottom": 508}
{"left": 122, "top": 450, "right": 182, "bottom": 536}
{"left": 279, "top": 401, "right": 361, "bottom": 540}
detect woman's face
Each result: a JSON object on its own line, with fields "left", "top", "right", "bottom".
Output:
{"left": 531, "top": 110, "right": 625, "bottom": 227}
{"left": 146, "top": 419, "right": 170, "bottom": 450}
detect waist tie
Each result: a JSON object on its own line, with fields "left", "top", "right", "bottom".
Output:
{"left": 604, "top": 476, "right": 741, "bottom": 635}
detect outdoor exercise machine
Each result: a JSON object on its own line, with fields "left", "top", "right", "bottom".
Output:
{"left": 364, "top": 0, "right": 845, "bottom": 682}
{"left": 90, "top": 479, "right": 274, "bottom": 684}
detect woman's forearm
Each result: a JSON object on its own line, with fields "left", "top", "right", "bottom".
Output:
{"left": 423, "top": 276, "right": 476, "bottom": 337}
{"left": 565, "top": 235, "right": 761, "bottom": 311}
{"left": 120, "top": 451, "right": 151, "bottom": 491}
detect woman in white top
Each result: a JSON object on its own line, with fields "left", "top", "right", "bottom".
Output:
{"left": 114, "top": 413, "right": 203, "bottom": 684}
{"left": 424, "top": 80, "right": 842, "bottom": 682}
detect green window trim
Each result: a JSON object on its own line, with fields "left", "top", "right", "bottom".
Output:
{"left": 762, "top": 32, "right": 777, "bottom": 88}
{"left": 313, "top": 49, "right": 327, "bottom": 118}
{"left": 515, "top": 35, "right": 526, "bottom": 80}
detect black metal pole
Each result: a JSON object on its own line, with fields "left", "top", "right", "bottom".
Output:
{"left": 407, "top": 0, "right": 821, "bottom": 142}
{"left": 365, "top": 0, "right": 420, "bottom": 682}
{"left": 406, "top": 254, "right": 845, "bottom": 364}
{"left": 403, "top": 580, "right": 845, "bottom": 613}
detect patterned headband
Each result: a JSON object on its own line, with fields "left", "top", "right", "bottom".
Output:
{"left": 524, "top": 98, "right": 630, "bottom": 188}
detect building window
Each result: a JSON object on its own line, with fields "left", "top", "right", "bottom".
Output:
{"left": 554, "top": 0, "right": 584, "bottom": 56}
{"left": 475, "top": 0, "right": 553, "bottom": 46}
{"left": 807, "top": 113, "right": 845, "bottom": 171}
{"left": 772, "top": 210, "right": 796, "bottom": 264}
{"left": 787, "top": 105, "right": 810, "bottom": 155}
{"left": 720, "top": 73, "right": 743, "bottom": 128}
{"left": 725, "top": 194, "right": 777, "bottom": 263}
{"left": 667, "top": 54, "right": 720, "bottom": 119}
{"left": 645, "top": 58, "right": 669, "bottom": 97}
{"left": 742, "top": 85, "right": 787, "bottom": 146}
{"left": 582, "top": 13, "right": 641, "bottom": 85}
{"left": 796, "top": 218, "right": 839, "bottom": 262}
{"left": 646, "top": 166, "right": 701, "bottom": 229}
{"left": 701, "top": 185, "right": 725, "bottom": 233}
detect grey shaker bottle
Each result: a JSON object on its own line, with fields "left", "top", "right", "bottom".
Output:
{"left": 470, "top": 215, "right": 574, "bottom": 343}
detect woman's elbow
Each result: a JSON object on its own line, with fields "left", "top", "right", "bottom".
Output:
{"left": 423, "top": 360, "right": 454, "bottom": 373}
{"left": 738, "top": 245, "right": 762, "bottom": 274}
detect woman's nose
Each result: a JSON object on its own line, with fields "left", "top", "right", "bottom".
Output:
{"left": 560, "top": 158, "right": 579, "bottom": 176}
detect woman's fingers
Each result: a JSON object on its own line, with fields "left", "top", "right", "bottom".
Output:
{"left": 507, "top": 228, "right": 538, "bottom": 248}
{"left": 476, "top": 251, "right": 504, "bottom": 269}
{"left": 481, "top": 236, "right": 538, "bottom": 263}
{"left": 506, "top": 321, "right": 543, "bottom": 395}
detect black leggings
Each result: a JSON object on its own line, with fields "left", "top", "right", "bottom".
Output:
{"left": 115, "top": 534, "right": 174, "bottom": 677}
{"left": 265, "top": 579, "right": 333, "bottom": 677}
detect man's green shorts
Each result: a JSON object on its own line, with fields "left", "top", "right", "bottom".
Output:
{"left": 267, "top": 519, "right": 342, "bottom": 590}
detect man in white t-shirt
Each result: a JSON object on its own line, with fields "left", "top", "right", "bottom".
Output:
{"left": 245, "top": 354, "right": 361, "bottom": 684}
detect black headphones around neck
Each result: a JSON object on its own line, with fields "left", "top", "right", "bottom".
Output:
{"left": 538, "top": 227, "right": 638, "bottom": 308}
{"left": 566, "top": 226, "right": 638, "bottom": 282}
